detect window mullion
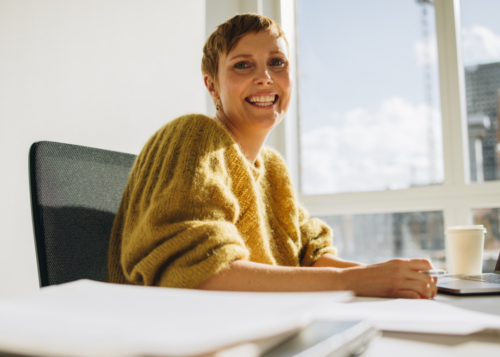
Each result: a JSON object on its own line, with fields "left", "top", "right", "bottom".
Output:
{"left": 434, "top": 0, "right": 469, "bottom": 187}
{"left": 276, "top": 0, "right": 300, "bottom": 191}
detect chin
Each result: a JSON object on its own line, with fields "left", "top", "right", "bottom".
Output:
{"left": 252, "top": 114, "right": 282, "bottom": 130}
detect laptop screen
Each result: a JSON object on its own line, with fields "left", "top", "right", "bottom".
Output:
{"left": 495, "top": 252, "right": 500, "bottom": 274}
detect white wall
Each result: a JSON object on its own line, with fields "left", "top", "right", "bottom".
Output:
{"left": 0, "top": 0, "right": 206, "bottom": 297}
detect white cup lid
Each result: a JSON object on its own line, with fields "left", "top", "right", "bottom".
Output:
{"left": 445, "top": 225, "right": 487, "bottom": 233}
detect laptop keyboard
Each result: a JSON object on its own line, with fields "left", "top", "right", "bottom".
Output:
{"left": 448, "top": 274, "right": 500, "bottom": 284}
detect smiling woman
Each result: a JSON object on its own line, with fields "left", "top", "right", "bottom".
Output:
{"left": 203, "top": 17, "right": 292, "bottom": 163}
{"left": 106, "top": 13, "right": 437, "bottom": 299}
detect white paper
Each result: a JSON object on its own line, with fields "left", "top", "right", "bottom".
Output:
{"left": 0, "top": 280, "right": 353, "bottom": 357}
{"left": 315, "top": 299, "right": 500, "bottom": 335}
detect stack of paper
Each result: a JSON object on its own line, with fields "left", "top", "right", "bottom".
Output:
{"left": 0, "top": 280, "right": 353, "bottom": 357}
{"left": 316, "top": 299, "right": 500, "bottom": 335}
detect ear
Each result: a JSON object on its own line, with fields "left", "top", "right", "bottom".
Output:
{"left": 204, "top": 74, "right": 219, "bottom": 103}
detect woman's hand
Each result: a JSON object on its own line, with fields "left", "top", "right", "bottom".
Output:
{"left": 339, "top": 259, "right": 438, "bottom": 299}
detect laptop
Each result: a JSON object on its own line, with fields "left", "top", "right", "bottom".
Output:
{"left": 437, "top": 252, "right": 500, "bottom": 294}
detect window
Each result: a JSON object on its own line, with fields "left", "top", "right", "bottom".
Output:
{"left": 461, "top": 0, "right": 500, "bottom": 183}
{"left": 296, "top": 0, "right": 443, "bottom": 195}
{"left": 278, "top": 0, "right": 500, "bottom": 265}
{"left": 318, "top": 211, "right": 444, "bottom": 265}
{"left": 472, "top": 207, "right": 500, "bottom": 272}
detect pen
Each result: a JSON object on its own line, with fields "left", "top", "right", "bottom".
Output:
{"left": 419, "top": 269, "right": 447, "bottom": 276}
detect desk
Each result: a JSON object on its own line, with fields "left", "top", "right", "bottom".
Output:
{"left": 0, "top": 290, "right": 498, "bottom": 357}
{"left": 361, "top": 293, "right": 500, "bottom": 356}
{"left": 435, "top": 292, "right": 500, "bottom": 316}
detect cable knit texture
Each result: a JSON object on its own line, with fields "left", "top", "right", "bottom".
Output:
{"left": 107, "top": 114, "right": 336, "bottom": 289}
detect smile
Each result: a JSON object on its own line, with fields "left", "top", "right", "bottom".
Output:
{"left": 245, "top": 94, "right": 278, "bottom": 107}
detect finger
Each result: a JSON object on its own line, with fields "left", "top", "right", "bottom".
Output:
{"left": 405, "top": 271, "right": 437, "bottom": 298}
{"left": 407, "top": 270, "right": 436, "bottom": 285}
{"left": 394, "top": 290, "right": 420, "bottom": 299}
{"left": 408, "top": 258, "right": 434, "bottom": 271}
{"left": 431, "top": 280, "right": 438, "bottom": 298}
{"left": 392, "top": 265, "right": 437, "bottom": 298}
{"left": 400, "top": 279, "right": 434, "bottom": 298}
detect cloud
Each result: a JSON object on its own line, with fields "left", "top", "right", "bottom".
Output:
{"left": 301, "top": 97, "right": 443, "bottom": 195}
{"left": 413, "top": 26, "right": 500, "bottom": 68}
{"left": 462, "top": 25, "right": 500, "bottom": 66}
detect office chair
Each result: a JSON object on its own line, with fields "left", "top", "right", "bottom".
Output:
{"left": 29, "top": 141, "right": 136, "bottom": 287}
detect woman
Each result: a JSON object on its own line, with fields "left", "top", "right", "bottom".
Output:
{"left": 107, "top": 14, "right": 437, "bottom": 299}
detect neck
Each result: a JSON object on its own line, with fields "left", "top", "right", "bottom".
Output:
{"left": 215, "top": 111, "right": 269, "bottom": 164}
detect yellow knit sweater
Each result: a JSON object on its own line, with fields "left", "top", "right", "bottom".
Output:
{"left": 107, "top": 114, "right": 336, "bottom": 289}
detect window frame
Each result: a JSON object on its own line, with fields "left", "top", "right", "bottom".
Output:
{"left": 276, "top": 0, "right": 500, "bottom": 228}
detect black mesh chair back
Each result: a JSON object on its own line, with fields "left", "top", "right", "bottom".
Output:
{"left": 29, "top": 141, "right": 136, "bottom": 287}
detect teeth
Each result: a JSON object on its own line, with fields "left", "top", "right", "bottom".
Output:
{"left": 249, "top": 95, "right": 276, "bottom": 103}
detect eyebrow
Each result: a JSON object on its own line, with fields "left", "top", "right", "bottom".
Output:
{"left": 228, "top": 51, "right": 285, "bottom": 62}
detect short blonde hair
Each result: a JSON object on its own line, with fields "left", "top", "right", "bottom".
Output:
{"left": 202, "top": 13, "right": 289, "bottom": 85}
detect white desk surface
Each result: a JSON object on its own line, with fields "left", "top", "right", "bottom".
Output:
{"left": 0, "top": 289, "right": 498, "bottom": 356}
{"left": 359, "top": 293, "right": 500, "bottom": 356}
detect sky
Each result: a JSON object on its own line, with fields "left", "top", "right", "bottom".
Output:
{"left": 461, "top": 0, "right": 500, "bottom": 66}
{"left": 297, "top": 0, "right": 500, "bottom": 195}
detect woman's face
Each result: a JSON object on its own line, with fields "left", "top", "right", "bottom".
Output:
{"left": 213, "top": 31, "right": 292, "bottom": 132}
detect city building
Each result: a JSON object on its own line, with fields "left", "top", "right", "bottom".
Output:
{"left": 465, "top": 62, "right": 500, "bottom": 182}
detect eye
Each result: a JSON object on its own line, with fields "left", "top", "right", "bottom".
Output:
{"left": 270, "top": 59, "right": 285, "bottom": 67}
{"left": 234, "top": 62, "right": 250, "bottom": 69}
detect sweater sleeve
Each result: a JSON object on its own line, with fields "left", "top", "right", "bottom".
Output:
{"left": 119, "top": 116, "right": 249, "bottom": 289}
{"left": 298, "top": 206, "right": 337, "bottom": 267}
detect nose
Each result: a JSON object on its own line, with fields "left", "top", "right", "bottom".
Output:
{"left": 253, "top": 67, "right": 273, "bottom": 85}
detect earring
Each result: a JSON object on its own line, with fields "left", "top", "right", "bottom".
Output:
{"left": 216, "top": 102, "right": 220, "bottom": 111}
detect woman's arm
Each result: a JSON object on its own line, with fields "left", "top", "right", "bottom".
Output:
{"left": 312, "top": 253, "right": 364, "bottom": 268}
{"left": 199, "top": 258, "right": 437, "bottom": 299}
{"left": 198, "top": 260, "right": 342, "bottom": 292}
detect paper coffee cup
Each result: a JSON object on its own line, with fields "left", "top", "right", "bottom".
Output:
{"left": 445, "top": 225, "right": 486, "bottom": 275}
